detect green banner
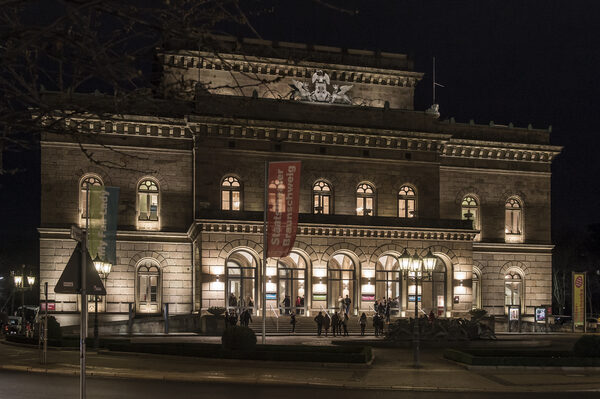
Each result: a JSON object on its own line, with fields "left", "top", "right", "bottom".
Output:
{"left": 88, "top": 186, "right": 120, "bottom": 265}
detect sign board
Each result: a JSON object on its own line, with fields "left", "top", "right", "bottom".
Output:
{"left": 265, "top": 293, "right": 276, "bottom": 300}
{"left": 267, "top": 161, "right": 301, "bottom": 258}
{"left": 535, "top": 307, "right": 546, "bottom": 322}
{"left": 509, "top": 306, "right": 520, "bottom": 321}
{"left": 312, "top": 294, "right": 326, "bottom": 301}
{"left": 572, "top": 272, "right": 586, "bottom": 328}
{"left": 361, "top": 294, "right": 375, "bottom": 301}
{"left": 54, "top": 242, "right": 106, "bottom": 295}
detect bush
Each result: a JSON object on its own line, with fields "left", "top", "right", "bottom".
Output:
{"left": 221, "top": 326, "right": 256, "bottom": 351}
{"left": 573, "top": 335, "right": 600, "bottom": 357}
{"left": 469, "top": 308, "right": 488, "bottom": 321}
{"left": 47, "top": 316, "right": 62, "bottom": 339}
{"left": 207, "top": 306, "right": 226, "bottom": 316}
{"left": 385, "top": 317, "right": 495, "bottom": 342}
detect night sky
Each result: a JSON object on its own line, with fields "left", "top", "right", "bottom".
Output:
{"left": 1, "top": 1, "right": 599, "bottom": 277}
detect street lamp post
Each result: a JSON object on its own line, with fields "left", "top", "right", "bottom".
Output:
{"left": 12, "top": 264, "right": 35, "bottom": 335}
{"left": 399, "top": 249, "right": 437, "bottom": 368}
{"left": 92, "top": 257, "right": 112, "bottom": 349}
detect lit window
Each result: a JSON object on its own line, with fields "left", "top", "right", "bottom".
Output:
{"left": 462, "top": 195, "right": 480, "bottom": 240}
{"left": 313, "top": 180, "right": 332, "bottom": 214}
{"left": 472, "top": 270, "right": 482, "bottom": 309}
{"left": 356, "top": 183, "right": 375, "bottom": 216}
{"left": 505, "top": 197, "right": 523, "bottom": 238}
{"left": 137, "top": 260, "right": 161, "bottom": 314}
{"left": 398, "top": 185, "right": 416, "bottom": 218}
{"left": 221, "top": 176, "right": 241, "bottom": 211}
{"left": 504, "top": 271, "right": 522, "bottom": 306}
{"left": 80, "top": 175, "right": 103, "bottom": 219}
{"left": 138, "top": 179, "right": 159, "bottom": 221}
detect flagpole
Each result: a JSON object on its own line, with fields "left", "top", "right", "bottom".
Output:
{"left": 81, "top": 186, "right": 89, "bottom": 399}
{"left": 262, "top": 161, "right": 268, "bottom": 345}
{"left": 432, "top": 56, "right": 436, "bottom": 105}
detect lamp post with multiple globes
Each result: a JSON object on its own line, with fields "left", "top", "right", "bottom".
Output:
{"left": 12, "top": 264, "right": 35, "bottom": 335}
{"left": 398, "top": 248, "right": 437, "bottom": 368}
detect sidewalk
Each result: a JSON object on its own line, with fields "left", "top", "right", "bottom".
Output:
{"left": 1, "top": 336, "right": 600, "bottom": 393}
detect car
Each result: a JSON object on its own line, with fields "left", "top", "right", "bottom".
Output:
{"left": 6, "top": 316, "right": 22, "bottom": 335}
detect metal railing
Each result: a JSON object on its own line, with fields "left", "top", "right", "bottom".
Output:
{"left": 268, "top": 304, "right": 279, "bottom": 332}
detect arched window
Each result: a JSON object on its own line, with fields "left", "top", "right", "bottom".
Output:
{"left": 398, "top": 185, "right": 416, "bottom": 218}
{"left": 221, "top": 176, "right": 241, "bottom": 211}
{"left": 405, "top": 256, "right": 446, "bottom": 316}
{"left": 505, "top": 197, "right": 523, "bottom": 241}
{"left": 356, "top": 182, "right": 375, "bottom": 216}
{"left": 136, "top": 260, "right": 161, "bottom": 314}
{"left": 504, "top": 271, "right": 522, "bottom": 307}
{"left": 226, "top": 249, "right": 257, "bottom": 311}
{"left": 138, "top": 179, "right": 159, "bottom": 221}
{"left": 277, "top": 251, "right": 308, "bottom": 314}
{"left": 313, "top": 180, "right": 332, "bottom": 214}
{"left": 80, "top": 174, "right": 103, "bottom": 219}
{"left": 327, "top": 253, "right": 355, "bottom": 312}
{"left": 375, "top": 255, "right": 400, "bottom": 313}
{"left": 462, "top": 195, "right": 480, "bottom": 241}
{"left": 472, "top": 270, "right": 482, "bottom": 309}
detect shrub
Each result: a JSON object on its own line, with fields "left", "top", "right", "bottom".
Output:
{"left": 47, "top": 316, "right": 62, "bottom": 339}
{"left": 573, "top": 335, "right": 600, "bottom": 357}
{"left": 221, "top": 326, "right": 256, "bottom": 351}
{"left": 386, "top": 317, "right": 495, "bottom": 342}
{"left": 207, "top": 306, "right": 226, "bottom": 316}
{"left": 469, "top": 308, "right": 488, "bottom": 321}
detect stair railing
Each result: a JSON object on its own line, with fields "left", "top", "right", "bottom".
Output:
{"left": 269, "top": 304, "right": 279, "bottom": 332}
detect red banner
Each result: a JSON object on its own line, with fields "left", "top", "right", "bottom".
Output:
{"left": 267, "top": 161, "right": 301, "bottom": 258}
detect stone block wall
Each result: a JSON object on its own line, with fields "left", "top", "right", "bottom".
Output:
{"left": 439, "top": 168, "right": 552, "bottom": 244}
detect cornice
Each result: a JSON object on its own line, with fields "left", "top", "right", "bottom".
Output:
{"left": 473, "top": 242, "right": 554, "bottom": 253}
{"left": 160, "top": 51, "right": 423, "bottom": 88}
{"left": 38, "top": 227, "right": 190, "bottom": 242}
{"left": 191, "top": 219, "right": 477, "bottom": 242}
{"left": 441, "top": 141, "right": 561, "bottom": 164}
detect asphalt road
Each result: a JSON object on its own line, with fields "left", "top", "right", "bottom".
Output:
{"left": 1, "top": 371, "right": 600, "bottom": 399}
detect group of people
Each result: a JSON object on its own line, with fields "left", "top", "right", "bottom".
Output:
{"left": 280, "top": 295, "right": 305, "bottom": 315}
{"left": 313, "top": 311, "right": 351, "bottom": 337}
{"left": 228, "top": 293, "right": 254, "bottom": 310}
{"left": 337, "top": 295, "right": 352, "bottom": 315}
{"left": 224, "top": 308, "right": 253, "bottom": 328}
{"left": 373, "top": 297, "right": 397, "bottom": 323}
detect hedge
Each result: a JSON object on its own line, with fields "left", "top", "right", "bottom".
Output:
{"left": 106, "top": 342, "right": 373, "bottom": 363}
{"left": 444, "top": 349, "right": 600, "bottom": 367}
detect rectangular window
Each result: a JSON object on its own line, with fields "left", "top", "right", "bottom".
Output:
{"left": 149, "top": 194, "right": 158, "bottom": 221}
{"left": 222, "top": 191, "right": 230, "bottom": 210}
{"left": 140, "top": 276, "right": 148, "bottom": 302}
{"left": 356, "top": 198, "right": 363, "bottom": 215}
{"left": 365, "top": 197, "right": 373, "bottom": 214}
{"left": 399, "top": 200, "right": 406, "bottom": 217}
{"left": 322, "top": 196, "right": 330, "bottom": 214}
{"left": 150, "top": 276, "right": 158, "bottom": 302}
{"left": 505, "top": 209, "right": 522, "bottom": 234}
{"left": 407, "top": 199, "right": 415, "bottom": 218}
{"left": 231, "top": 191, "right": 240, "bottom": 210}
{"left": 139, "top": 194, "right": 148, "bottom": 219}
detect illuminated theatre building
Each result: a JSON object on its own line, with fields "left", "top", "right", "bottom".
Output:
{"left": 39, "top": 37, "right": 561, "bottom": 326}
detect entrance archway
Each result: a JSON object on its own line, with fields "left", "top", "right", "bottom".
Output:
{"left": 328, "top": 253, "right": 356, "bottom": 313}
{"left": 277, "top": 251, "right": 308, "bottom": 314}
{"left": 375, "top": 254, "right": 401, "bottom": 315}
{"left": 226, "top": 249, "right": 257, "bottom": 311}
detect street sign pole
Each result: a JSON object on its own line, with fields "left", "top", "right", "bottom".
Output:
{"left": 43, "top": 282, "right": 48, "bottom": 365}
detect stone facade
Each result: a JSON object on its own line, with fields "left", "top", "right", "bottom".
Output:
{"left": 39, "top": 37, "right": 561, "bottom": 325}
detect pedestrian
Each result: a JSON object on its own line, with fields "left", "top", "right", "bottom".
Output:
{"left": 290, "top": 313, "right": 297, "bottom": 333}
{"left": 342, "top": 313, "right": 349, "bottom": 336}
{"left": 428, "top": 310, "right": 436, "bottom": 323}
{"left": 314, "top": 312, "right": 324, "bottom": 336}
{"left": 230, "top": 310, "right": 238, "bottom": 326}
{"left": 295, "top": 296, "right": 302, "bottom": 315}
{"left": 378, "top": 313, "right": 385, "bottom": 335}
{"left": 248, "top": 298, "right": 254, "bottom": 314}
{"left": 373, "top": 313, "right": 380, "bottom": 337}
{"left": 323, "top": 313, "right": 331, "bottom": 337}
{"left": 338, "top": 295, "right": 345, "bottom": 314}
{"left": 359, "top": 312, "right": 367, "bottom": 336}
{"left": 385, "top": 301, "right": 391, "bottom": 323}
{"left": 331, "top": 311, "right": 339, "bottom": 337}
{"left": 344, "top": 295, "right": 352, "bottom": 315}
{"left": 300, "top": 296, "right": 305, "bottom": 315}
{"left": 224, "top": 309, "right": 230, "bottom": 329}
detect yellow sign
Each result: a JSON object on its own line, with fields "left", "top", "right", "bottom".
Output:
{"left": 572, "top": 272, "right": 586, "bottom": 328}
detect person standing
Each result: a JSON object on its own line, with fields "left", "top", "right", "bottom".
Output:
{"left": 295, "top": 296, "right": 302, "bottom": 315}
{"left": 373, "top": 313, "right": 380, "bottom": 337}
{"left": 290, "top": 313, "right": 297, "bottom": 333}
{"left": 338, "top": 295, "right": 345, "bottom": 314}
{"left": 314, "top": 312, "right": 324, "bottom": 336}
{"left": 359, "top": 312, "right": 367, "bottom": 336}
{"left": 385, "top": 300, "right": 391, "bottom": 323}
{"left": 342, "top": 313, "right": 349, "bottom": 336}
{"left": 344, "top": 295, "right": 352, "bottom": 315}
{"left": 331, "top": 311, "right": 339, "bottom": 337}
{"left": 323, "top": 313, "right": 331, "bottom": 337}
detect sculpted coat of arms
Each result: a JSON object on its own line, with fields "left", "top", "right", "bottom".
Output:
{"left": 290, "top": 70, "right": 353, "bottom": 104}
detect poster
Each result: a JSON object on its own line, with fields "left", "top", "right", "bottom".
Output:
{"left": 572, "top": 272, "right": 586, "bottom": 328}
{"left": 535, "top": 307, "right": 546, "bottom": 322}
{"left": 509, "top": 306, "right": 520, "bottom": 321}
{"left": 267, "top": 161, "right": 301, "bottom": 257}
